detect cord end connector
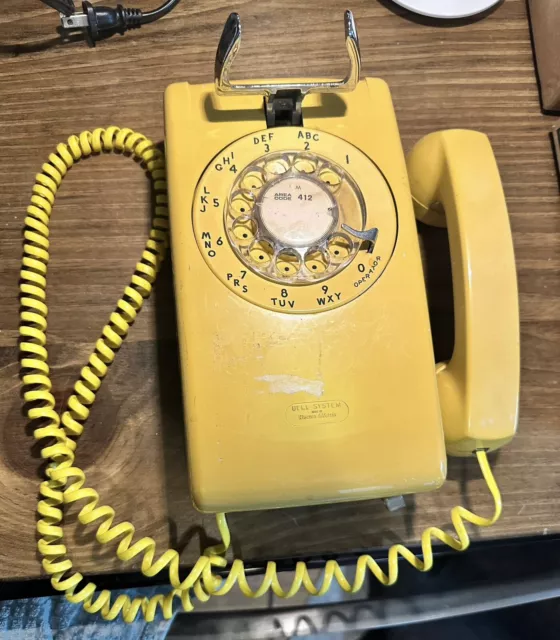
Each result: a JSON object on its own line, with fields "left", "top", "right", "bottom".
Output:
{"left": 61, "top": 2, "right": 140, "bottom": 46}
{"left": 59, "top": 0, "right": 178, "bottom": 47}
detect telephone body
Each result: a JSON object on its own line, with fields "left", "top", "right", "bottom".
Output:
{"left": 165, "top": 13, "right": 519, "bottom": 513}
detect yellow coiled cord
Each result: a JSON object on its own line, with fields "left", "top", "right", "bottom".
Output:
{"left": 20, "top": 127, "right": 503, "bottom": 623}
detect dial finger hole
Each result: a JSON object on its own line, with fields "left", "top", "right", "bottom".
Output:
{"left": 275, "top": 250, "right": 301, "bottom": 278}
{"left": 229, "top": 190, "right": 255, "bottom": 217}
{"left": 319, "top": 166, "right": 343, "bottom": 192}
{"left": 293, "top": 154, "right": 318, "bottom": 175}
{"left": 264, "top": 156, "right": 291, "bottom": 179}
{"left": 240, "top": 168, "right": 266, "bottom": 193}
{"left": 232, "top": 216, "right": 257, "bottom": 246}
{"left": 304, "top": 248, "right": 329, "bottom": 275}
{"left": 249, "top": 239, "right": 274, "bottom": 266}
{"left": 327, "top": 232, "right": 353, "bottom": 262}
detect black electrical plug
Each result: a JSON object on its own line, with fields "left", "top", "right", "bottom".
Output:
{"left": 59, "top": 0, "right": 180, "bottom": 46}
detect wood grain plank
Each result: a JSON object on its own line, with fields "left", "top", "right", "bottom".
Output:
{"left": 1, "top": 0, "right": 559, "bottom": 581}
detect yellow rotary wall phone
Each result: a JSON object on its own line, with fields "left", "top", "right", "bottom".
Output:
{"left": 20, "top": 10, "right": 519, "bottom": 623}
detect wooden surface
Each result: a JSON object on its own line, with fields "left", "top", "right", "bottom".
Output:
{"left": 0, "top": 0, "right": 559, "bottom": 582}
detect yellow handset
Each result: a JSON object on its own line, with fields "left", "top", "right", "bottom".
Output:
{"left": 408, "top": 131, "right": 519, "bottom": 456}
{"left": 19, "top": 10, "right": 516, "bottom": 624}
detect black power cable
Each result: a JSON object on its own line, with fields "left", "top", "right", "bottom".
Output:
{"left": 41, "top": 0, "right": 76, "bottom": 13}
{"left": 139, "top": 0, "right": 180, "bottom": 24}
{"left": 41, "top": 0, "right": 181, "bottom": 46}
